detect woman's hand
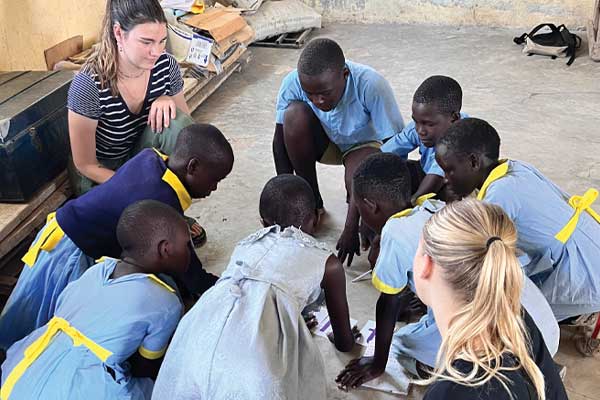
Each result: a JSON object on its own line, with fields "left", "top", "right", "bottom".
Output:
{"left": 148, "top": 95, "right": 177, "bottom": 133}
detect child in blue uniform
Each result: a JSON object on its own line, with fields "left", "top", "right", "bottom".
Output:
{"left": 273, "top": 38, "right": 404, "bottom": 267}
{"left": 0, "top": 123, "right": 234, "bottom": 350}
{"left": 1, "top": 200, "right": 189, "bottom": 400}
{"left": 336, "top": 154, "right": 559, "bottom": 389}
{"left": 382, "top": 76, "right": 467, "bottom": 203}
{"left": 435, "top": 117, "right": 600, "bottom": 353}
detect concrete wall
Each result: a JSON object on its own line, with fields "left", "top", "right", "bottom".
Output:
{"left": 302, "top": 0, "right": 595, "bottom": 28}
{"left": 0, "top": 0, "right": 105, "bottom": 71}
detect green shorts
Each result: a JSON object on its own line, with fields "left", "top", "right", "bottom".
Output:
{"left": 68, "top": 110, "right": 195, "bottom": 196}
{"left": 319, "top": 141, "right": 382, "bottom": 165}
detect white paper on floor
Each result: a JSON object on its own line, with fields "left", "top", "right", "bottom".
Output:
{"left": 310, "top": 308, "right": 411, "bottom": 396}
{"left": 311, "top": 307, "right": 357, "bottom": 339}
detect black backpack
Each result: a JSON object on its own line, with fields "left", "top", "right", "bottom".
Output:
{"left": 514, "top": 23, "right": 582, "bottom": 66}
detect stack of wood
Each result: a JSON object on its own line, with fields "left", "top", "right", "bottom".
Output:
{"left": 0, "top": 173, "right": 70, "bottom": 297}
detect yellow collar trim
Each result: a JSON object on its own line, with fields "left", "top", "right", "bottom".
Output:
{"left": 152, "top": 148, "right": 192, "bottom": 211}
{"left": 162, "top": 169, "right": 192, "bottom": 211}
{"left": 388, "top": 194, "right": 436, "bottom": 220}
{"left": 148, "top": 274, "right": 176, "bottom": 293}
{"left": 477, "top": 159, "right": 509, "bottom": 200}
{"left": 415, "top": 193, "right": 436, "bottom": 206}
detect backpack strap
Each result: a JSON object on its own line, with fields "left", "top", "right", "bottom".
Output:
{"left": 514, "top": 23, "right": 559, "bottom": 44}
{"left": 559, "top": 25, "right": 582, "bottom": 66}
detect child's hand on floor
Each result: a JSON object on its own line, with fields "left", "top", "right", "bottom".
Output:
{"left": 336, "top": 356, "right": 386, "bottom": 391}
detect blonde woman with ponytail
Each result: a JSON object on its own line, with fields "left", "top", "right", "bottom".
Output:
{"left": 67, "top": 0, "right": 193, "bottom": 196}
{"left": 415, "top": 198, "right": 567, "bottom": 400}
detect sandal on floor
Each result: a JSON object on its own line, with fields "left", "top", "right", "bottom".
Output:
{"left": 185, "top": 216, "right": 207, "bottom": 248}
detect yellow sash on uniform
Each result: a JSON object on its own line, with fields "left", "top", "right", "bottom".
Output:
{"left": 21, "top": 213, "right": 65, "bottom": 267}
{"left": 476, "top": 159, "right": 599, "bottom": 243}
{"left": 0, "top": 317, "right": 112, "bottom": 400}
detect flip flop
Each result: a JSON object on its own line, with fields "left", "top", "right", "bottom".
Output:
{"left": 185, "top": 216, "right": 207, "bottom": 248}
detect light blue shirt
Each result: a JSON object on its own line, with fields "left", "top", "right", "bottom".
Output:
{"left": 483, "top": 160, "right": 600, "bottom": 320}
{"left": 381, "top": 112, "right": 469, "bottom": 176}
{"left": 275, "top": 61, "right": 404, "bottom": 152}
{"left": 372, "top": 200, "right": 445, "bottom": 294}
{"left": 1, "top": 259, "right": 182, "bottom": 399}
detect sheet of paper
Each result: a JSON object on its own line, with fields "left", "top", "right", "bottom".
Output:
{"left": 356, "top": 320, "right": 376, "bottom": 347}
{"left": 360, "top": 356, "right": 411, "bottom": 396}
{"left": 311, "top": 307, "right": 357, "bottom": 339}
{"left": 186, "top": 34, "right": 213, "bottom": 67}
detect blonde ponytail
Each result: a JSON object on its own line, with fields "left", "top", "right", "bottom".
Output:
{"left": 421, "top": 198, "right": 545, "bottom": 400}
{"left": 84, "top": 0, "right": 167, "bottom": 96}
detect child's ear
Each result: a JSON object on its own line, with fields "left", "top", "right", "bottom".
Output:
{"left": 342, "top": 67, "right": 350, "bottom": 80}
{"left": 186, "top": 158, "right": 200, "bottom": 176}
{"left": 157, "top": 239, "right": 170, "bottom": 260}
{"left": 450, "top": 111, "right": 461, "bottom": 123}
{"left": 468, "top": 153, "right": 481, "bottom": 171}
{"left": 364, "top": 197, "right": 378, "bottom": 214}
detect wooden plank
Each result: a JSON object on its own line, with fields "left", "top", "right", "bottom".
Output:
{"left": 44, "top": 36, "right": 83, "bottom": 71}
{"left": 0, "top": 171, "right": 68, "bottom": 243}
{"left": 0, "top": 72, "right": 27, "bottom": 87}
{"left": 0, "top": 182, "right": 69, "bottom": 260}
{"left": 0, "top": 71, "right": 55, "bottom": 106}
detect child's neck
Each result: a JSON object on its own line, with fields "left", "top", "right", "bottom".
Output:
{"left": 384, "top": 200, "right": 413, "bottom": 219}
{"left": 111, "top": 256, "right": 153, "bottom": 279}
{"left": 165, "top": 159, "right": 188, "bottom": 185}
{"left": 477, "top": 159, "right": 502, "bottom": 190}
{"left": 375, "top": 200, "right": 412, "bottom": 233}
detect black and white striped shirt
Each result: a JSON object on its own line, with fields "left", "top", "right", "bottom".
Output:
{"left": 67, "top": 53, "right": 184, "bottom": 160}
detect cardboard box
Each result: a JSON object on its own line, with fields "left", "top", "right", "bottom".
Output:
{"left": 183, "top": 9, "right": 248, "bottom": 42}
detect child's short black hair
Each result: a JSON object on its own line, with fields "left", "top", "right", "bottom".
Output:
{"left": 353, "top": 153, "right": 411, "bottom": 206}
{"left": 297, "top": 38, "right": 345, "bottom": 76}
{"left": 438, "top": 118, "right": 501, "bottom": 160}
{"left": 171, "top": 123, "right": 234, "bottom": 169}
{"left": 259, "top": 174, "right": 316, "bottom": 228}
{"left": 413, "top": 75, "right": 462, "bottom": 114}
{"left": 117, "top": 200, "right": 186, "bottom": 257}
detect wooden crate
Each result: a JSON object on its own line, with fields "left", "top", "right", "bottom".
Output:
{"left": 588, "top": 0, "right": 600, "bottom": 61}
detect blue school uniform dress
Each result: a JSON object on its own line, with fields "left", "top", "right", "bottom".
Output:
{"left": 372, "top": 197, "right": 559, "bottom": 373}
{"left": 275, "top": 61, "right": 404, "bottom": 152}
{"left": 381, "top": 112, "right": 469, "bottom": 177}
{"left": 0, "top": 149, "right": 212, "bottom": 350}
{"left": 477, "top": 160, "right": 600, "bottom": 321}
{"left": 0, "top": 258, "right": 182, "bottom": 400}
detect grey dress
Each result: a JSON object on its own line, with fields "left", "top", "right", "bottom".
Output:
{"left": 152, "top": 225, "right": 332, "bottom": 400}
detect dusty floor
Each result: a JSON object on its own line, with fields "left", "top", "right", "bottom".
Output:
{"left": 190, "top": 23, "right": 600, "bottom": 399}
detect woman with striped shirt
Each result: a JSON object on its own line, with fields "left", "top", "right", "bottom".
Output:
{"left": 67, "top": 0, "right": 192, "bottom": 195}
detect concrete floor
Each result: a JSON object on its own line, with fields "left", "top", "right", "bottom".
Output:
{"left": 190, "top": 23, "right": 600, "bottom": 399}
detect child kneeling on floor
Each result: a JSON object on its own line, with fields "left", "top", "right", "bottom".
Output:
{"left": 152, "top": 175, "right": 358, "bottom": 400}
{"left": 1, "top": 201, "right": 189, "bottom": 400}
